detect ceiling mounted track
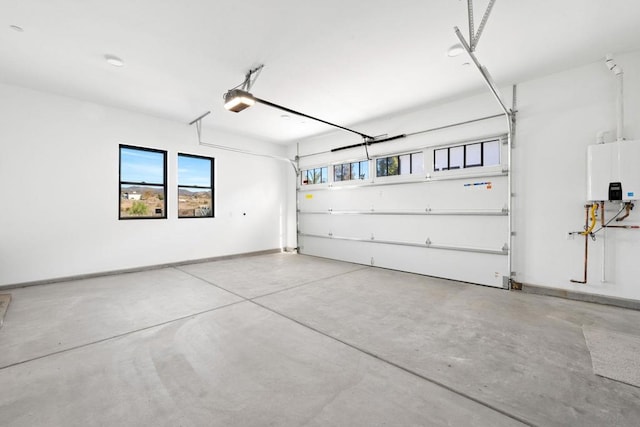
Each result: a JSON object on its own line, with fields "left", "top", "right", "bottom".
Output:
{"left": 466, "top": 0, "right": 497, "bottom": 52}
{"left": 222, "top": 65, "right": 376, "bottom": 140}
{"left": 454, "top": 0, "right": 512, "bottom": 125}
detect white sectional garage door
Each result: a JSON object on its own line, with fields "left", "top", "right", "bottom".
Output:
{"left": 297, "top": 134, "right": 510, "bottom": 288}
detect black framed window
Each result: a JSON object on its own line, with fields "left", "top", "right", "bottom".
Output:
{"left": 178, "top": 153, "right": 214, "bottom": 218}
{"left": 119, "top": 145, "right": 167, "bottom": 219}
{"left": 399, "top": 152, "right": 424, "bottom": 175}
{"left": 376, "top": 156, "right": 399, "bottom": 177}
{"left": 334, "top": 160, "right": 369, "bottom": 182}
{"left": 433, "top": 139, "right": 500, "bottom": 171}
{"left": 376, "top": 152, "right": 422, "bottom": 177}
{"left": 301, "top": 167, "right": 328, "bottom": 185}
{"left": 465, "top": 143, "right": 482, "bottom": 167}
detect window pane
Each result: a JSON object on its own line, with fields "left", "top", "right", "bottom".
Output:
{"left": 483, "top": 140, "right": 500, "bottom": 166}
{"left": 434, "top": 149, "right": 448, "bottom": 171}
{"left": 400, "top": 154, "right": 411, "bottom": 175}
{"left": 449, "top": 146, "right": 464, "bottom": 169}
{"left": 350, "top": 162, "right": 359, "bottom": 180}
{"left": 411, "top": 152, "right": 424, "bottom": 175}
{"left": 342, "top": 164, "right": 351, "bottom": 181}
{"left": 178, "top": 153, "right": 214, "bottom": 218}
{"left": 387, "top": 156, "right": 399, "bottom": 175}
{"left": 465, "top": 143, "right": 482, "bottom": 167}
{"left": 178, "top": 155, "right": 211, "bottom": 187}
{"left": 359, "top": 161, "right": 369, "bottom": 180}
{"left": 376, "top": 158, "right": 387, "bottom": 177}
{"left": 120, "top": 145, "right": 166, "bottom": 220}
{"left": 178, "top": 188, "right": 212, "bottom": 217}
{"left": 334, "top": 165, "right": 343, "bottom": 181}
{"left": 121, "top": 147, "right": 164, "bottom": 184}
{"left": 321, "top": 167, "right": 328, "bottom": 183}
{"left": 120, "top": 184, "right": 165, "bottom": 218}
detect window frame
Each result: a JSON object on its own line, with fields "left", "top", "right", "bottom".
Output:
{"left": 301, "top": 166, "right": 328, "bottom": 186}
{"left": 433, "top": 139, "right": 501, "bottom": 172}
{"left": 333, "top": 160, "right": 370, "bottom": 182}
{"left": 177, "top": 153, "right": 215, "bottom": 219}
{"left": 375, "top": 152, "right": 422, "bottom": 177}
{"left": 119, "top": 144, "right": 167, "bottom": 220}
{"left": 464, "top": 143, "right": 483, "bottom": 168}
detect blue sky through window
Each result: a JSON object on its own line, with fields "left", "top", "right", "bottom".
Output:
{"left": 178, "top": 155, "right": 212, "bottom": 187}
{"left": 121, "top": 147, "right": 165, "bottom": 183}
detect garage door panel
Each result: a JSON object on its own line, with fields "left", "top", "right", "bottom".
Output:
{"left": 297, "top": 134, "right": 510, "bottom": 288}
{"left": 301, "top": 214, "right": 507, "bottom": 250}
{"left": 299, "top": 177, "right": 507, "bottom": 213}
{"left": 365, "top": 215, "right": 507, "bottom": 249}
{"left": 299, "top": 236, "right": 507, "bottom": 288}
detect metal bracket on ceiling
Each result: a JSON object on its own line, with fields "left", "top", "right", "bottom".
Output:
{"left": 467, "top": 0, "right": 497, "bottom": 52}
{"left": 363, "top": 136, "right": 371, "bottom": 160}
{"left": 241, "top": 64, "right": 264, "bottom": 92}
{"left": 188, "top": 110, "right": 212, "bottom": 141}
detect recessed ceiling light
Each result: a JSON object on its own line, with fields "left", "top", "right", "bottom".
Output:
{"left": 462, "top": 62, "right": 471, "bottom": 66}
{"left": 280, "top": 114, "right": 291, "bottom": 120}
{"left": 447, "top": 43, "right": 465, "bottom": 57}
{"left": 105, "top": 54, "right": 124, "bottom": 67}
{"left": 9, "top": 25, "right": 24, "bottom": 32}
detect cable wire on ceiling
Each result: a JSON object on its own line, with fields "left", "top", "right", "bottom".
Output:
{"left": 223, "top": 65, "right": 375, "bottom": 140}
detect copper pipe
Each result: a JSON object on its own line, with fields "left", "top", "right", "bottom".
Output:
{"left": 571, "top": 204, "right": 591, "bottom": 284}
{"left": 601, "top": 202, "right": 606, "bottom": 283}
{"left": 616, "top": 202, "right": 633, "bottom": 222}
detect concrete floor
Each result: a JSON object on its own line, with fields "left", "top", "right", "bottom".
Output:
{"left": 1, "top": 253, "right": 639, "bottom": 426}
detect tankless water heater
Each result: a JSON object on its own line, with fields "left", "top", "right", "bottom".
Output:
{"left": 587, "top": 140, "right": 640, "bottom": 202}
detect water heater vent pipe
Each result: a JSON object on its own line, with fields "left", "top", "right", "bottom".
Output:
{"left": 605, "top": 54, "right": 624, "bottom": 141}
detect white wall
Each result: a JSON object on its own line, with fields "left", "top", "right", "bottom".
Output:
{"left": 291, "top": 49, "right": 640, "bottom": 301}
{"left": 0, "top": 83, "right": 292, "bottom": 286}
{"left": 514, "top": 50, "right": 640, "bottom": 300}
{"left": 4, "top": 48, "right": 639, "bottom": 300}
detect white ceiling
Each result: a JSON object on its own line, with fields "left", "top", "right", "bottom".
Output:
{"left": 2, "top": 1, "right": 639, "bottom": 144}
